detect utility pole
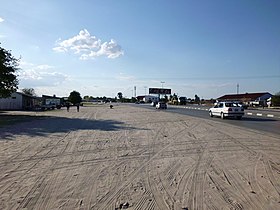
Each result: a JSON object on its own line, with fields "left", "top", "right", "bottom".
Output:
{"left": 161, "top": 81, "right": 165, "bottom": 89}
{"left": 160, "top": 81, "right": 165, "bottom": 99}
{"left": 237, "top": 83, "right": 239, "bottom": 94}
{"left": 134, "top": 86, "right": 136, "bottom": 98}
{"left": 144, "top": 86, "right": 147, "bottom": 96}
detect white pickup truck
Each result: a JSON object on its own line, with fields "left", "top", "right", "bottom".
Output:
{"left": 209, "top": 102, "right": 244, "bottom": 120}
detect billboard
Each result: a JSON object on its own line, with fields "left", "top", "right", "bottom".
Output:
{"left": 149, "top": 88, "right": 171, "bottom": 95}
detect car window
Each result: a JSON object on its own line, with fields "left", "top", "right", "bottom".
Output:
{"left": 219, "top": 103, "right": 223, "bottom": 108}
{"left": 225, "top": 103, "right": 238, "bottom": 107}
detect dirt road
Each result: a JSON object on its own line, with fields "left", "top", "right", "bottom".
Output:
{"left": 0, "top": 104, "right": 279, "bottom": 209}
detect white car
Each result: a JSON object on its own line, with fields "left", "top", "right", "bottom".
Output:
{"left": 151, "top": 102, "right": 156, "bottom": 107}
{"left": 209, "top": 102, "right": 244, "bottom": 119}
{"left": 156, "top": 102, "right": 167, "bottom": 109}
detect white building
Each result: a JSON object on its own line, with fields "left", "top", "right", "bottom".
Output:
{"left": 142, "top": 95, "right": 159, "bottom": 103}
{"left": 0, "top": 92, "right": 39, "bottom": 110}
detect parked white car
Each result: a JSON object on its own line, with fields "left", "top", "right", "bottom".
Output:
{"left": 156, "top": 102, "right": 167, "bottom": 109}
{"left": 209, "top": 102, "right": 244, "bottom": 119}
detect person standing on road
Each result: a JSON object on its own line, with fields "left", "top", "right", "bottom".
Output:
{"left": 76, "top": 103, "right": 80, "bottom": 112}
{"left": 66, "top": 102, "right": 70, "bottom": 112}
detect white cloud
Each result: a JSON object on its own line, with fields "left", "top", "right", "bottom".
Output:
{"left": 53, "top": 29, "right": 123, "bottom": 60}
{"left": 18, "top": 61, "right": 68, "bottom": 88}
{"left": 19, "top": 70, "right": 68, "bottom": 86}
{"left": 19, "top": 69, "right": 43, "bottom": 80}
{"left": 36, "top": 64, "right": 54, "bottom": 70}
{"left": 98, "top": 39, "right": 124, "bottom": 59}
{"left": 19, "top": 61, "right": 54, "bottom": 71}
{"left": 0, "top": 17, "right": 5, "bottom": 38}
{"left": 19, "top": 60, "right": 34, "bottom": 67}
{"left": 52, "top": 46, "right": 66, "bottom": 52}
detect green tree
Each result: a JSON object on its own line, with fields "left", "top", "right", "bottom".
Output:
{"left": 170, "top": 93, "right": 178, "bottom": 104}
{"left": 21, "top": 88, "right": 36, "bottom": 96}
{"left": 131, "top": 97, "right": 137, "bottom": 103}
{"left": 68, "top": 90, "right": 82, "bottom": 105}
{"left": 194, "top": 94, "right": 200, "bottom": 104}
{"left": 271, "top": 92, "right": 280, "bottom": 107}
{"left": 0, "top": 45, "right": 20, "bottom": 98}
{"left": 172, "top": 93, "right": 178, "bottom": 101}
{"left": 117, "top": 92, "right": 123, "bottom": 100}
{"left": 102, "top": 96, "right": 107, "bottom": 102}
{"left": 83, "top": 95, "right": 89, "bottom": 101}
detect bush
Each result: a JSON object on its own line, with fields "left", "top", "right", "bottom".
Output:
{"left": 272, "top": 95, "right": 280, "bottom": 106}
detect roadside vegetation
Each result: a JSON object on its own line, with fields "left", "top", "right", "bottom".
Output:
{"left": 271, "top": 92, "right": 280, "bottom": 107}
{"left": 0, "top": 44, "right": 19, "bottom": 98}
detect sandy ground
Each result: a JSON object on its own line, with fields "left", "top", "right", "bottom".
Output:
{"left": 0, "top": 104, "right": 280, "bottom": 210}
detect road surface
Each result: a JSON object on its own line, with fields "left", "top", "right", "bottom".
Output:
{"left": 0, "top": 104, "right": 279, "bottom": 210}
{"left": 141, "top": 104, "right": 280, "bottom": 136}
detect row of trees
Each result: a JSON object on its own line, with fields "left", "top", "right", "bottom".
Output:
{"left": 83, "top": 92, "right": 136, "bottom": 103}
{"left": 169, "top": 93, "right": 202, "bottom": 104}
{"left": 271, "top": 92, "right": 280, "bottom": 106}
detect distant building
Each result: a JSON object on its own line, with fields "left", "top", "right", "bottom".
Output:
{"left": 217, "top": 92, "right": 273, "bottom": 106}
{"left": 0, "top": 92, "right": 40, "bottom": 110}
{"left": 137, "top": 95, "right": 159, "bottom": 103}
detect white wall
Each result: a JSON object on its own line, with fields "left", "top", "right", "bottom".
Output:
{"left": 0, "top": 92, "right": 23, "bottom": 110}
{"left": 143, "top": 95, "right": 159, "bottom": 102}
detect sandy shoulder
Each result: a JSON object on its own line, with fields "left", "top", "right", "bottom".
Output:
{"left": 0, "top": 104, "right": 279, "bottom": 210}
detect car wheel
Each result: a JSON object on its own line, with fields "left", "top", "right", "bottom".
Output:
{"left": 221, "top": 112, "right": 225, "bottom": 119}
{"left": 237, "top": 116, "right": 242, "bottom": 120}
{"left": 209, "top": 111, "right": 213, "bottom": 117}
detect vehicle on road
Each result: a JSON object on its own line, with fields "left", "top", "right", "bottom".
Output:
{"left": 209, "top": 102, "right": 244, "bottom": 119}
{"left": 156, "top": 102, "right": 167, "bottom": 109}
{"left": 40, "top": 95, "right": 63, "bottom": 110}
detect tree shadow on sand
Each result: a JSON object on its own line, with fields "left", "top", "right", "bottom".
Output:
{"left": 0, "top": 115, "right": 146, "bottom": 140}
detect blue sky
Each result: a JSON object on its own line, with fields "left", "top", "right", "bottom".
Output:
{"left": 1, "top": 0, "right": 279, "bottom": 99}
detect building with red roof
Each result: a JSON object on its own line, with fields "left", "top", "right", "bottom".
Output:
{"left": 217, "top": 92, "right": 273, "bottom": 106}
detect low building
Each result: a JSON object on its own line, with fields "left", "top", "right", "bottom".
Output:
{"left": 0, "top": 92, "right": 40, "bottom": 110}
{"left": 217, "top": 92, "right": 273, "bottom": 106}
{"left": 40, "top": 95, "right": 63, "bottom": 109}
{"left": 137, "top": 95, "right": 159, "bottom": 103}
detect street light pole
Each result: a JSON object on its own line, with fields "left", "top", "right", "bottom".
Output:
{"left": 160, "top": 81, "right": 165, "bottom": 100}
{"left": 161, "top": 81, "right": 165, "bottom": 89}
{"left": 144, "top": 86, "right": 147, "bottom": 96}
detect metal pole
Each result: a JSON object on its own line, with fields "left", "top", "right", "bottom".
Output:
{"left": 237, "top": 83, "right": 239, "bottom": 94}
{"left": 144, "top": 86, "right": 147, "bottom": 96}
{"left": 160, "top": 81, "right": 165, "bottom": 99}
